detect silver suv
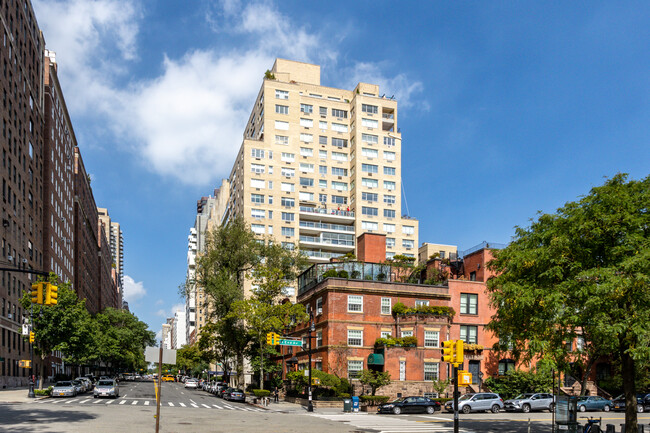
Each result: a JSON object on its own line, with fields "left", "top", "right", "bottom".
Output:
{"left": 504, "top": 393, "right": 555, "bottom": 413}
{"left": 445, "top": 393, "right": 504, "bottom": 414}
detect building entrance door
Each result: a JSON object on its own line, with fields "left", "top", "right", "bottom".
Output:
{"left": 399, "top": 361, "right": 406, "bottom": 381}
{"left": 468, "top": 361, "right": 480, "bottom": 385}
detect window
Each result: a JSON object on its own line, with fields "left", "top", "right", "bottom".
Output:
{"left": 348, "top": 360, "right": 363, "bottom": 378}
{"left": 300, "top": 177, "right": 314, "bottom": 187}
{"left": 331, "top": 195, "right": 347, "bottom": 205}
{"left": 402, "top": 226, "right": 415, "bottom": 235}
{"left": 275, "top": 135, "right": 289, "bottom": 145}
{"left": 250, "top": 179, "right": 265, "bottom": 188}
{"left": 347, "top": 295, "right": 363, "bottom": 312}
{"left": 300, "top": 118, "right": 313, "bottom": 127}
{"left": 332, "top": 151, "right": 347, "bottom": 161}
{"left": 386, "top": 237, "right": 395, "bottom": 248}
{"left": 319, "top": 194, "right": 327, "bottom": 203}
{"left": 319, "top": 150, "right": 327, "bottom": 159}
{"left": 332, "top": 108, "right": 347, "bottom": 118}
{"left": 401, "top": 330, "right": 413, "bottom": 338}
{"left": 281, "top": 227, "right": 295, "bottom": 237}
{"left": 498, "top": 359, "right": 516, "bottom": 376}
{"left": 384, "top": 151, "right": 396, "bottom": 161}
{"left": 362, "top": 206, "right": 378, "bottom": 216}
{"left": 381, "top": 298, "right": 391, "bottom": 315}
{"left": 331, "top": 167, "right": 347, "bottom": 176}
{"left": 384, "top": 195, "right": 396, "bottom": 204}
{"left": 347, "top": 330, "right": 362, "bottom": 346}
{"left": 384, "top": 209, "right": 396, "bottom": 218}
{"left": 403, "top": 239, "right": 414, "bottom": 249}
{"left": 424, "top": 331, "right": 439, "bottom": 348}
{"left": 281, "top": 197, "right": 295, "bottom": 207}
{"left": 331, "top": 123, "right": 348, "bottom": 133}
{"left": 281, "top": 183, "right": 294, "bottom": 193}
{"left": 319, "top": 106, "right": 327, "bottom": 116}
{"left": 362, "top": 118, "right": 378, "bottom": 128}
{"left": 362, "top": 192, "right": 378, "bottom": 202}
{"left": 251, "top": 148, "right": 265, "bottom": 158}
{"left": 300, "top": 104, "right": 313, "bottom": 114}
{"left": 300, "top": 147, "right": 313, "bottom": 157}
{"left": 299, "top": 192, "right": 314, "bottom": 201}
{"left": 251, "top": 194, "right": 264, "bottom": 204}
{"left": 362, "top": 178, "right": 378, "bottom": 188}
{"left": 470, "top": 271, "right": 477, "bottom": 281}
{"left": 362, "top": 148, "right": 379, "bottom": 160}
{"left": 460, "top": 293, "right": 478, "bottom": 315}
{"left": 282, "top": 242, "right": 295, "bottom": 250}
{"left": 380, "top": 331, "right": 392, "bottom": 339}
{"left": 384, "top": 167, "right": 396, "bottom": 176}
{"left": 275, "top": 104, "right": 288, "bottom": 114}
{"left": 460, "top": 325, "right": 478, "bottom": 344}
{"left": 362, "top": 104, "right": 378, "bottom": 114}
{"left": 384, "top": 180, "right": 396, "bottom": 190}
{"left": 384, "top": 137, "right": 396, "bottom": 146}
{"left": 316, "top": 331, "right": 323, "bottom": 347}
{"left": 383, "top": 223, "right": 395, "bottom": 233}
{"left": 331, "top": 138, "right": 347, "bottom": 147}
{"left": 272, "top": 119, "right": 289, "bottom": 131}
{"left": 299, "top": 163, "right": 314, "bottom": 173}
{"left": 281, "top": 167, "right": 295, "bottom": 177}
{"left": 251, "top": 224, "right": 265, "bottom": 235}
{"left": 331, "top": 181, "right": 347, "bottom": 191}
{"left": 362, "top": 221, "right": 378, "bottom": 231}
{"left": 300, "top": 133, "right": 313, "bottom": 143}
{"left": 316, "top": 297, "right": 323, "bottom": 315}
{"left": 251, "top": 209, "right": 265, "bottom": 219}
{"left": 251, "top": 163, "right": 265, "bottom": 174}
{"left": 281, "top": 212, "right": 294, "bottom": 222}
{"left": 319, "top": 179, "right": 327, "bottom": 188}
{"left": 281, "top": 152, "right": 295, "bottom": 162}
{"left": 275, "top": 89, "right": 289, "bottom": 99}
{"left": 362, "top": 134, "right": 378, "bottom": 144}
{"left": 424, "top": 363, "right": 439, "bottom": 381}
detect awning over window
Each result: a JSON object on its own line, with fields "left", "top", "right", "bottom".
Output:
{"left": 367, "top": 353, "right": 385, "bottom": 365}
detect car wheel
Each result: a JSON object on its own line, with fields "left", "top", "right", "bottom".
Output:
{"left": 426, "top": 406, "right": 435, "bottom": 414}
{"left": 522, "top": 404, "right": 530, "bottom": 413}
{"left": 491, "top": 405, "right": 500, "bottom": 414}
{"left": 579, "top": 405, "right": 586, "bottom": 412}
{"left": 462, "top": 405, "right": 471, "bottom": 414}
{"left": 638, "top": 405, "right": 644, "bottom": 413}
{"left": 549, "top": 403, "right": 555, "bottom": 412}
{"left": 392, "top": 407, "right": 401, "bottom": 415}
{"left": 603, "top": 405, "right": 610, "bottom": 412}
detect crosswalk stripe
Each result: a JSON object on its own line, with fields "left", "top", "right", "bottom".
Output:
{"left": 144, "top": 401, "right": 150, "bottom": 406}
{"left": 65, "top": 399, "right": 77, "bottom": 404}
{"left": 168, "top": 402, "right": 174, "bottom": 407}
{"left": 52, "top": 400, "right": 62, "bottom": 404}
{"left": 119, "top": 400, "right": 127, "bottom": 405}
{"left": 179, "top": 402, "right": 186, "bottom": 407}
{"left": 201, "top": 404, "right": 210, "bottom": 408}
{"left": 93, "top": 399, "right": 103, "bottom": 404}
{"left": 105, "top": 400, "right": 113, "bottom": 405}
{"left": 190, "top": 403, "right": 198, "bottom": 408}
{"left": 212, "top": 404, "right": 222, "bottom": 409}
{"left": 80, "top": 399, "right": 90, "bottom": 404}
{"left": 131, "top": 400, "right": 138, "bottom": 405}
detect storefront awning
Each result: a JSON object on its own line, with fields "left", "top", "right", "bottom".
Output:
{"left": 367, "top": 353, "right": 385, "bottom": 365}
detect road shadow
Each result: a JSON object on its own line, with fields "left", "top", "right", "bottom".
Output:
{"left": 0, "top": 403, "right": 97, "bottom": 433}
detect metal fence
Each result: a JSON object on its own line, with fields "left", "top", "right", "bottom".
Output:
{"left": 298, "top": 261, "right": 394, "bottom": 295}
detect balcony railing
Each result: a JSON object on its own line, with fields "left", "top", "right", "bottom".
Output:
{"left": 299, "top": 206, "right": 355, "bottom": 217}
{"left": 298, "top": 261, "right": 395, "bottom": 295}
{"left": 302, "top": 251, "right": 345, "bottom": 260}
{"left": 299, "top": 221, "right": 355, "bottom": 232}
{"left": 299, "top": 236, "right": 354, "bottom": 246}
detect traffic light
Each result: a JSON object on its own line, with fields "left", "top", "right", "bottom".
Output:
{"left": 45, "top": 284, "right": 58, "bottom": 306}
{"left": 442, "top": 340, "right": 456, "bottom": 363}
{"left": 30, "top": 283, "right": 43, "bottom": 304}
{"left": 266, "top": 332, "right": 279, "bottom": 345}
{"left": 29, "top": 332, "right": 35, "bottom": 343}
{"left": 455, "top": 340, "right": 464, "bottom": 364}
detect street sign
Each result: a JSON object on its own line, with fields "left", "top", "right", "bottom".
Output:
{"left": 144, "top": 346, "right": 177, "bottom": 364}
{"left": 279, "top": 339, "right": 302, "bottom": 346}
{"left": 22, "top": 324, "right": 29, "bottom": 336}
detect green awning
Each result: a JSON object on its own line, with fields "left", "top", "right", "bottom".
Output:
{"left": 367, "top": 353, "right": 385, "bottom": 365}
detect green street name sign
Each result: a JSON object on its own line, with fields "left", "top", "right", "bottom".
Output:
{"left": 279, "top": 339, "right": 302, "bottom": 346}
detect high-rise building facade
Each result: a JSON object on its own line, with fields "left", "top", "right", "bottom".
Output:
{"left": 97, "top": 207, "right": 124, "bottom": 309}
{"left": 173, "top": 309, "right": 187, "bottom": 349}
{"left": 219, "top": 59, "right": 418, "bottom": 295}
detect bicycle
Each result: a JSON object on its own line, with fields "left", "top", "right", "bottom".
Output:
{"left": 582, "top": 417, "right": 601, "bottom": 433}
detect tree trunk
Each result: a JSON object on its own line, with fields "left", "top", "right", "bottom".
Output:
{"left": 621, "top": 348, "right": 637, "bottom": 431}
{"left": 40, "top": 354, "right": 47, "bottom": 390}
{"left": 260, "top": 339, "right": 264, "bottom": 390}
{"left": 579, "top": 355, "right": 596, "bottom": 396}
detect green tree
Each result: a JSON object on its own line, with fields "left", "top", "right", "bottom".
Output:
{"left": 483, "top": 369, "right": 553, "bottom": 400}
{"left": 431, "top": 378, "right": 451, "bottom": 398}
{"left": 486, "top": 174, "right": 650, "bottom": 430}
{"left": 358, "top": 369, "right": 392, "bottom": 396}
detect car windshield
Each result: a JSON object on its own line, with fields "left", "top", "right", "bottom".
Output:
{"left": 56, "top": 381, "right": 72, "bottom": 387}
{"left": 458, "top": 395, "right": 473, "bottom": 401}
{"left": 98, "top": 381, "right": 113, "bottom": 386}
{"left": 514, "top": 394, "right": 534, "bottom": 399}
{"left": 391, "top": 398, "right": 405, "bottom": 403}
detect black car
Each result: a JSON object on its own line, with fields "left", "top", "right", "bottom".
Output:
{"left": 378, "top": 396, "right": 441, "bottom": 415}
{"left": 612, "top": 393, "right": 650, "bottom": 413}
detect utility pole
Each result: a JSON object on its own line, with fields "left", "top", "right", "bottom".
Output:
{"left": 28, "top": 302, "right": 35, "bottom": 398}
{"left": 155, "top": 342, "right": 163, "bottom": 433}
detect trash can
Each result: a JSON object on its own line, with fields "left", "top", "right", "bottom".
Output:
{"left": 352, "top": 396, "right": 360, "bottom": 412}
{"left": 343, "top": 398, "right": 351, "bottom": 412}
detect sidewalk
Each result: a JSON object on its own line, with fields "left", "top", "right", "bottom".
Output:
{"left": 252, "top": 399, "right": 347, "bottom": 414}
{"left": 0, "top": 387, "right": 40, "bottom": 404}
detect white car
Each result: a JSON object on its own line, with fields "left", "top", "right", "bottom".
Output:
{"left": 184, "top": 379, "right": 198, "bottom": 389}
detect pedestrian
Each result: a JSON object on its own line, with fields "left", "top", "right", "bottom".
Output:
{"left": 274, "top": 386, "right": 279, "bottom": 403}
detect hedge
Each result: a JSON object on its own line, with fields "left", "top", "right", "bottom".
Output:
{"left": 252, "top": 389, "right": 271, "bottom": 397}
{"left": 360, "top": 395, "right": 390, "bottom": 405}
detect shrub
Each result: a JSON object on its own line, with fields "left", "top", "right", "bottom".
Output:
{"left": 360, "top": 395, "right": 390, "bottom": 405}
{"left": 334, "top": 377, "right": 352, "bottom": 396}
{"left": 338, "top": 393, "right": 351, "bottom": 399}
{"left": 392, "top": 302, "right": 408, "bottom": 316}
{"left": 35, "top": 386, "right": 52, "bottom": 396}
{"left": 364, "top": 275, "right": 373, "bottom": 280}
{"left": 374, "top": 336, "right": 418, "bottom": 348}
{"left": 337, "top": 270, "right": 349, "bottom": 279}
{"left": 376, "top": 273, "right": 386, "bottom": 281}
{"left": 253, "top": 389, "right": 271, "bottom": 397}
{"left": 350, "top": 270, "right": 360, "bottom": 279}
{"left": 322, "top": 269, "right": 339, "bottom": 278}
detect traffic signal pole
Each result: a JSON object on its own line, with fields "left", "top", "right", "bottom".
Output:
{"left": 28, "top": 302, "right": 35, "bottom": 398}
{"left": 453, "top": 364, "right": 459, "bottom": 433}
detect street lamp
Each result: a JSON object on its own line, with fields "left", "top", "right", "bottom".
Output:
{"left": 307, "top": 311, "right": 315, "bottom": 412}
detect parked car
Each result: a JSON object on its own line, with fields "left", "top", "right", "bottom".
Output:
{"left": 71, "top": 379, "right": 85, "bottom": 394}
{"left": 76, "top": 377, "right": 93, "bottom": 391}
{"left": 184, "top": 379, "right": 198, "bottom": 389}
{"left": 94, "top": 379, "right": 119, "bottom": 399}
{"left": 214, "top": 382, "right": 228, "bottom": 395}
{"left": 576, "top": 396, "right": 612, "bottom": 412}
{"left": 216, "top": 383, "right": 229, "bottom": 397}
{"left": 52, "top": 381, "right": 77, "bottom": 397}
{"left": 612, "top": 394, "right": 650, "bottom": 413}
{"left": 378, "top": 396, "right": 441, "bottom": 415}
{"left": 444, "top": 393, "right": 504, "bottom": 414}
{"left": 504, "top": 393, "right": 555, "bottom": 413}
{"left": 223, "top": 388, "right": 246, "bottom": 402}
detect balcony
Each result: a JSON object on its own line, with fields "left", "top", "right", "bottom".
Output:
{"left": 299, "top": 206, "right": 355, "bottom": 223}
{"left": 299, "top": 235, "right": 355, "bottom": 252}
{"left": 299, "top": 221, "right": 355, "bottom": 234}
{"left": 301, "top": 250, "right": 346, "bottom": 263}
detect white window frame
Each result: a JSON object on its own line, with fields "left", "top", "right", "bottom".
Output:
{"left": 381, "top": 297, "right": 391, "bottom": 315}
{"left": 347, "top": 295, "right": 363, "bottom": 312}
{"left": 347, "top": 330, "right": 363, "bottom": 346}
{"left": 424, "top": 331, "right": 440, "bottom": 348}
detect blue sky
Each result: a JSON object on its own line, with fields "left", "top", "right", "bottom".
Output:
{"left": 32, "top": 1, "right": 650, "bottom": 340}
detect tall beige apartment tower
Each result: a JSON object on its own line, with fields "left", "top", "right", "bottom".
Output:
{"left": 219, "top": 59, "right": 419, "bottom": 295}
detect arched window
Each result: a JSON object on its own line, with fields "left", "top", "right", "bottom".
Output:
{"left": 498, "top": 359, "right": 516, "bottom": 376}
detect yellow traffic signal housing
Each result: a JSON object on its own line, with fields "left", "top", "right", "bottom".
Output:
{"left": 442, "top": 340, "right": 456, "bottom": 363}
{"left": 29, "top": 332, "right": 35, "bottom": 343}
{"left": 312, "top": 377, "right": 321, "bottom": 386}
{"left": 30, "top": 283, "right": 43, "bottom": 304}
{"left": 266, "top": 332, "right": 279, "bottom": 345}
{"left": 18, "top": 360, "right": 31, "bottom": 368}
{"left": 455, "top": 340, "right": 464, "bottom": 364}
{"left": 458, "top": 370, "right": 472, "bottom": 386}
{"left": 45, "top": 284, "right": 58, "bottom": 306}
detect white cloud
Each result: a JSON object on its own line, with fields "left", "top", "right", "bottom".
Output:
{"left": 122, "top": 275, "right": 146, "bottom": 303}
{"left": 156, "top": 303, "right": 185, "bottom": 319}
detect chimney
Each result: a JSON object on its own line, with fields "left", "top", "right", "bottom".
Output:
{"left": 356, "top": 232, "right": 386, "bottom": 263}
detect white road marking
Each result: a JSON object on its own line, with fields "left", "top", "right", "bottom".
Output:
{"left": 201, "top": 404, "right": 210, "bottom": 408}
{"left": 131, "top": 400, "right": 138, "bottom": 405}
{"left": 65, "top": 399, "right": 77, "bottom": 404}
{"left": 308, "top": 413, "right": 468, "bottom": 433}
{"left": 212, "top": 404, "right": 222, "bottom": 409}
{"left": 179, "top": 403, "right": 186, "bottom": 407}
{"left": 122, "top": 394, "right": 127, "bottom": 398}
{"left": 190, "top": 403, "right": 198, "bottom": 408}
{"left": 51, "top": 400, "right": 62, "bottom": 404}
{"left": 168, "top": 402, "right": 174, "bottom": 407}
{"left": 93, "top": 399, "right": 103, "bottom": 404}
{"left": 119, "top": 400, "right": 127, "bottom": 405}
{"left": 144, "top": 401, "right": 150, "bottom": 406}
{"left": 80, "top": 399, "right": 90, "bottom": 404}
{"left": 105, "top": 400, "right": 114, "bottom": 405}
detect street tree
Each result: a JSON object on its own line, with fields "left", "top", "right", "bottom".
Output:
{"left": 486, "top": 173, "right": 650, "bottom": 430}
{"left": 358, "top": 369, "right": 392, "bottom": 396}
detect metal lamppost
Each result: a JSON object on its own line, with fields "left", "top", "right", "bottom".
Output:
{"left": 307, "top": 311, "right": 314, "bottom": 412}
{"left": 28, "top": 302, "right": 35, "bottom": 398}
